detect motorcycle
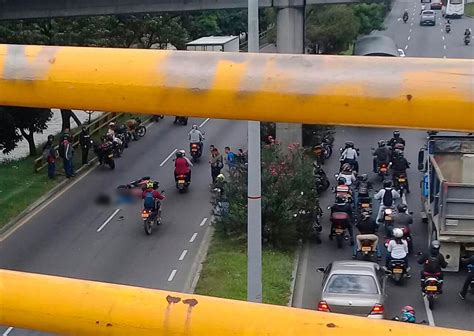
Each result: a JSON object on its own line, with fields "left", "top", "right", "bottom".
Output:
{"left": 115, "top": 124, "right": 131, "bottom": 147}
{"left": 356, "top": 237, "right": 377, "bottom": 261}
{"left": 464, "top": 35, "right": 471, "bottom": 45}
{"left": 313, "top": 162, "right": 330, "bottom": 193}
{"left": 445, "top": 24, "right": 451, "bottom": 33}
{"left": 393, "top": 172, "right": 409, "bottom": 196}
{"left": 377, "top": 162, "right": 390, "bottom": 181}
{"left": 334, "top": 183, "right": 353, "bottom": 204}
{"left": 174, "top": 116, "right": 188, "bottom": 125}
{"left": 133, "top": 118, "right": 147, "bottom": 138}
{"left": 190, "top": 143, "right": 203, "bottom": 163}
{"left": 403, "top": 14, "right": 408, "bottom": 23}
{"left": 141, "top": 200, "right": 163, "bottom": 235}
{"left": 330, "top": 211, "right": 351, "bottom": 248}
{"left": 176, "top": 174, "right": 190, "bottom": 193}
{"left": 386, "top": 259, "right": 409, "bottom": 284}
{"left": 422, "top": 272, "right": 443, "bottom": 309}
{"left": 356, "top": 174, "right": 372, "bottom": 215}
{"left": 94, "top": 141, "right": 116, "bottom": 170}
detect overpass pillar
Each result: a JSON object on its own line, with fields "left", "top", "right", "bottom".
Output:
{"left": 275, "top": 0, "right": 305, "bottom": 148}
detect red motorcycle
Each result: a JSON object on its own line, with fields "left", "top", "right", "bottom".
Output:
{"left": 330, "top": 212, "right": 351, "bottom": 249}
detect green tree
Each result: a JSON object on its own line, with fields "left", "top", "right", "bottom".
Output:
{"left": 353, "top": 3, "right": 386, "bottom": 35}
{"left": 306, "top": 5, "right": 360, "bottom": 54}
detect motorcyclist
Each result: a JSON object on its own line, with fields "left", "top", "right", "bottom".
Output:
{"left": 393, "top": 204, "right": 413, "bottom": 227}
{"left": 459, "top": 255, "right": 474, "bottom": 300}
{"left": 126, "top": 118, "right": 139, "bottom": 140}
{"left": 374, "top": 180, "right": 400, "bottom": 224}
{"left": 340, "top": 141, "right": 359, "bottom": 172}
{"left": 373, "top": 140, "right": 391, "bottom": 173}
{"left": 142, "top": 181, "right": 165, "bottom": 218}
{"left": 188, "top": 124, "right": 205, "bottom": 155}
{"left": 445, "top": 20, "right": 451, "bottom": 33}
{"left": 391, "top": 149, "right": 411, "bottom": 193}
{"left": 330, "top": 195, "right": 354, "bottom": 245}
{"left": 335, "top": 177, "right": 353, "bottom": 204}
{"left": 403, "top": 10, "right": 409, "bottom": 22}
{"left": 388, "top": 130, "right": 406, "bottom": 149}
{"left": 420, "top": 5, "right": 426, "bottom": 14}
{"left": 386, "top": 228, "right": 409, "bottom": 272}
{"left": 465, "top": 28, "right": 471, "bottom": 37}
{"left": 174, "top": 149, "right": 193, "bottom": 183}
{"left": 353, "top": 213, "right": 381, "bottom": 260}
{"left": 106, "top": 122, "right": 123, "bottom": 147}
{"left": 337, "top": 163, "right": 356, "bottom": 186}
{"left": 417, "top": 240, "right": 448, "bottom": 291}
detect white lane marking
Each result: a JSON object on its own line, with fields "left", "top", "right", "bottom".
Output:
{"left": 168, "top": 269, "right": 177, "bottom": 282}
{"left": 97, "top": 208, "right": 121, "bottom": 232}
{"left": 199, "top": 217, "right": 208, "bottom": 227}
{"left": 405, "top": 45, "right": 409, "bottom": 50}
{"left": 2, "top": 327, "right": 13, "bottom": 336}
{"left": 199, "top": 118, "right": 210, "bottom": 128}
{"left": 179, "top": 249, "right": 188, "bottom": 261}
{"left": 409, "top": 28, "right": 412, "bottom": 33}
{"left": 408, "top": 36, "right": 411, "bottom": 41}
{"left": 411, "top": 22, "right": 414, "bottom": 26}
{"left": 442, "top": 36, "right": 445, "bottom": 40}
{"left": 160, "top": 149, "right": 177, "bottom": 167}
{"left": 423, "top": 296, "right": 436, "bottom": 326}
{"left": 443, "top": 45, "right": 447, "bottom": 49}
{"left": 441, "top": 28, "right": 443, "bottom": 32}
{"left": 189, "top": 232, "right": 198, "bottom": 243}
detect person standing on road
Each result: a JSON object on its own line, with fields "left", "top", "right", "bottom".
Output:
{"left": 59, "top": 134, "right": 75, "bottom": 178}
{"left": 42, "top": 135, "right": 58, "bottom": 179}
{"left": 210, "top": 147, "right": 224, "bottom": 183}
{"left": 374, "top": 180, "right": 400, "bottom": 224}
{"left": 79, "top": 127, "right": 92, "bottom": 165}
{"left": 459, "top": 255, "right": 474, "bottom": 300}
{"left": 224, "top": 146, "right": 236, "bottom": 171}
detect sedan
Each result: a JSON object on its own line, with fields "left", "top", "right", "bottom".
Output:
{"left": 420, "top": 10, "right": 436, "bottom": 26}
{"left": 317, "top": 261, "right": 386, "bottom": 319}
{"left": 431, "top": 2, "right": 442, "bottom": 10}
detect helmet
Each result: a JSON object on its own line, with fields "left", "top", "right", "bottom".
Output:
{"left": 192, "top": 124, "right": 198, "bottom": 130}
{"left": 146, "top": 181, "right": 154, "bottom": 189}
{"left": 378, "top": 140, "right": 386, "bottom": 147}
{"left": 337, "top": 177, "right": 346, "bottom": 185}
{"left": 216, "top": 174, "right": 226, "bottom": 182}
{"left": 393, "top": 130, "right": 400, "bottom": 138}
{"left": 393, "top": 228, "right": 403, "bottom": 238}
{"left": 397, "top": 204, "right": 408, "bottom": 213}
{"left": 345, "top": 141, "right": 354, "bottom": 148}
{"left": 401, "top": 306, "right": 416, "bottom": 323}
{"left": 176, "top": 150, "right": 184, "bottom": 158}
{"left": 402, "top": 305, "right": 415, "bottom": 315}
{"left": 109, "top": 122, "right": 116, "bottom": 127}
{"left": 430, "top": 240, "right": 441, "bottom": 256}
{"left": 383, "top": 180, "right": 392, "bottom": 188}
{"left": 342, "top": 163, "right": 352, "bottom": 172}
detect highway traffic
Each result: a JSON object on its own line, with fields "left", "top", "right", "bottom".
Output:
{"left": 292, "top": 0, "right": 473, "bottom": 331}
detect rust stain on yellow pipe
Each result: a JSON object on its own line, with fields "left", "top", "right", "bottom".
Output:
{"left": 0, "top": 44, "right": 473, "bottom": 131}
{"left": 0, "top": 270, "right": 472, "bottom": 336}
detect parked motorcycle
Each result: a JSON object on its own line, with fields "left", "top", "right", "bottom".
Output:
{"left": 94, "top": 141, "right": 115, "bottom": 170}
{"left": 133, "top": 118, "right": 147, "bottom": 138}
{"left": 313, "top": 162, "right": 330, "bottom": 193}
{"left": 176, "top": 174, "right": 190, "bottom": 193}
{"left": 174, "top": 116, "right": 188, "bottom": 125}
{"left": 422, "top": 272, "right": 443, "bottom": 309}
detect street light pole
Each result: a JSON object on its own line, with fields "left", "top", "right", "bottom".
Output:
{"left": 247, "top": 0, "right": 262, "bottom": 303}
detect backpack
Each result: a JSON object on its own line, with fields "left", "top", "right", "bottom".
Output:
{"left": 382, "top": 188, "right": 393, "bottom": 207}
{"left": 143, "top": 191, "right": 155, "bottom": 209}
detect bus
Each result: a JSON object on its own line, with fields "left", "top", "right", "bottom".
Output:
{"left": 442, "top": 0, "right": 464, "bottom": 18}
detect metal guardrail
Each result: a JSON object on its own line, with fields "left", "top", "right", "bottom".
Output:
{"left": 33, "top": 112, "right": 123, "bottom": 172}
{"left": 239, "top": 25, "right": 275, "bottom": 51}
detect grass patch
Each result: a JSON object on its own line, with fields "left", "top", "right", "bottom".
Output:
{"left": 195, "top": 234, "right": 295, "bottom": 305}
{"left": 0, "top": 113, "right": 148, "bottom": 229}
{"left": 466, "top": 3, "right": 474, "bottom": 17}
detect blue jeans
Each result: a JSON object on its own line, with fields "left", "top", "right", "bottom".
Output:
{"left": 47, "top": 162, "right": 56, "bottom": 179}
{"left": 63, "top": 159, "right": 74, "bottom": 177}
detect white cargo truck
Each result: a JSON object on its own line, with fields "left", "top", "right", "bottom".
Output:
{"left": 186, "top": 36, "right": 239, "bottom": 52}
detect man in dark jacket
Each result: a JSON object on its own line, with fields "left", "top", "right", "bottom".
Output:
{"left": 354, "top": 213, "right": 381, "bottom": 259}
{"left": 79, "top": 127, "right": 92, "bottom": 165}
{"left": 330, "top": 196, "right": 354, "bottom": 245}
{"left": 42, "top": 135, "right": 57, "bottom": 179}
{"left": 59, "top": 134, "right": 75, "bottom": 178}
{"left": 418, "top": 240, "right": 448, "bottom": 291}
{"left": 459, "top": 255, "right": 474, "bottom": 300}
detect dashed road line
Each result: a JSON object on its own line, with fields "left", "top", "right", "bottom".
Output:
{"left": 2, "top": 327, "right": 13, "bottom": 336}
{"left": 405, "top": 45, "right": 409, "bottom": 50}
{"left": 160, "top": 149, "right": 177, "bottom": 167}
{"left": 199, "top": 217, "right": 208, "bottom": 227}
{"left": 199, "top": 118, "right": 210, "bottom": 128}
{"left": 408, "top": 36, "right": 411, "bottom": 41}
{"left": 444, "top": 45, "right": 447, "bottom": 49}
{"left": 179, "top": 249, "right": 188, "bottom": 261}
{"left": 409, "top": 28, "right": 412, "bottom": 33}
{"left": 168, "top": 269, "right": 177, "bottom": 282}
{"left": 97, "top": 208, "right": 121, "bottom": 232}
{"left": 189, "top": 232, "right": 198, "bottom": 243}
{"left": 442, "top": 36, "right": 445, "bottom": 40}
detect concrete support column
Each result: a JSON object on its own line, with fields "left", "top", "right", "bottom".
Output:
{"left": 275, "top": 1, "right": 305, "bottom": 148}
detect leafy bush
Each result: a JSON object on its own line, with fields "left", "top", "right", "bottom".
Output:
{"left": 213, "top": 143, "right": 319, "bottom": 249}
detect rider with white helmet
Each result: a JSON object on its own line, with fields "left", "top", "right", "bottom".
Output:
{"left": 386, "top": 228, "right": 409, "bottom": 270}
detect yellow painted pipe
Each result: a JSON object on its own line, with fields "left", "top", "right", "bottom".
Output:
{"left": 0, "top": 269, "right": 471, "bottom": 335}
{"left": 0, "top": 44, "right": 473, "bottom": 131}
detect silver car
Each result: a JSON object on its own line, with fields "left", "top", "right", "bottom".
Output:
{"left": 420, "top": 10, "right": 436, "bottom": 26}
{"left": 317, "top": 261, "right": 386, "bottom": 319}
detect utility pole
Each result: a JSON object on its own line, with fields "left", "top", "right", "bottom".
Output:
{"left": 247, "top": 0, "right": 262, "bottom": 303}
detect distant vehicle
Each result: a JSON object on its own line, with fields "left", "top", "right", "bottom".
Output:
{"left": 353, "top": 35, "right": 404, "bottom": 57}
{"left": 431, "top": 1, "right": 442, "bottom": 9}
{"left": 442, "top": 0, "right": 464, "bottom": 18}
{"left": 420, "top": 10, "right": 436, "bottom": 26}
{"left": 316, "top": 261, "right": 386, "bottom": 319}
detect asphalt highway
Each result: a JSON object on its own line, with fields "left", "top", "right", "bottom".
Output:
{"left": 292, "top": 0, "right": 473, "bottom": 331}
{"left": 0, "top": 117, "right": 247, "bottom": 335}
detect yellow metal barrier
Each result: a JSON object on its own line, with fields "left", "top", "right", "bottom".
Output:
{"left": 0, "top": 44, "right": 473, "bottom": 132}
{"left": 0, "top": 269, "right": 471, "bottom": 335}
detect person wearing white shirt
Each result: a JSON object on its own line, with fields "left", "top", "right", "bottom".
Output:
{"left": 188, "top": 124, "right": 205, "bottom": 155}
{"left": 386, "top": 228, "right": 409, "bottom": 274}
{"left": 374, "top": 180, "right": 400, "bottom": 223}
{"left": 340, "top": 141, "right": 359, "bottom": 172}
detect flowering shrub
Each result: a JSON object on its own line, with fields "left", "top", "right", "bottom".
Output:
{"left": 213, "top": 143, "right": 319, "bottom": 249}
